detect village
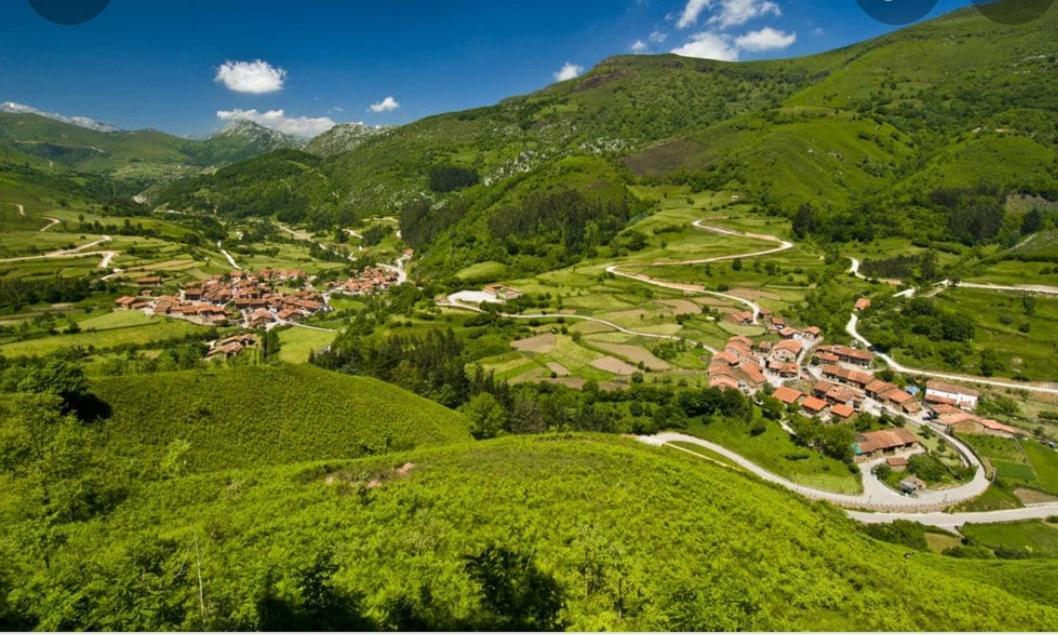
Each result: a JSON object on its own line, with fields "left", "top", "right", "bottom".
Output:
{"left": 112, "top": 262, "right": 404, "bottom": 359}
{"left": 707, "top": 296, "right": 1019, "bottom": 496}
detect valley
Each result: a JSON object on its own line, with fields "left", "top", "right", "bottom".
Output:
{"left": 2, "top": 0, "right": 1058, "bottom": 630}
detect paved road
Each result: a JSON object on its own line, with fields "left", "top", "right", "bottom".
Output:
{"left": 606, "top": 221, "right": 793, "bottom": 323}
{"left": 849, "top": 505, "right": 1058, "bottom": 530}
{"left": 847, "top": 313, "right": 1058, "bottom": 396}
{"left": 639, "top": 432, "right": 988, "bottom": 513}
{"left": 946, "top": 280, "right": 1058, "bottom": 297}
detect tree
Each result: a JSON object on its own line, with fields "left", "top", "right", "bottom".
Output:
{"left": 792, "top": 203, "right": 817, "bottom": 239}
{"left": 16, "top": 358, "right": 88, "bottom": 412}
{"left": 261, "top": 329, "right": 281, "bottom": 362}
{"left": 464, "top": 546, "right": 565, "bottom": 630}
{"left": 464, "top": 393, "right": 507, "bottom": 440}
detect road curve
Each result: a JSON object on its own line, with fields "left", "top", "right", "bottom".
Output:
{"left": 439, "top": 302, "right": 719, "bottom": 354}
{"left": 639, "top": 432, "right": 989, "bottom": 513}
{"left": 606, "top": 221, "right": 793, "bottom": 323}
{"left": 847, "top": 313, "right": 1058, "bottom": 397}
{"left": 41, "top": 217, "right": 61, "bottom": 232}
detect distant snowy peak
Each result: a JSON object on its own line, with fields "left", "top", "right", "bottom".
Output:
{"left": 0, "top": 101, "right": 121, "bottom": 133}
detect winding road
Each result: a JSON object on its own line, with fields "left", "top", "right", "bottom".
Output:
{"left": 0, "top": 235, "right": 113, "bottom": 264}
{"left": 40, "top": 217, "right": 61, "bottom": 232}
{"left": 440, "top": 301, "right": 720, "bottom": 354}
{"left": 606, "top": 221, "right": 793, "bottom": 323}
{"left": 643, "top": 432, "right": 1058, "bottom": 528}
{"left": 847, "top": 313, "right": 1058, "bottom": 396}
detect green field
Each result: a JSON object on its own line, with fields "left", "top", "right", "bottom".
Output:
{"left": 6, "top": 434, "right": 1058, "bottom": 630}
{"left": 0, "top": 315, "right": 205, "bottom": 357}
{"left": 687, "top": 419, "right": 862, "bottom": 495}
{"left": 962, "top": 520, "right": 1058, "bottom": 558}
{"left": 961, "top": 434, "right": 1058, "bottom": 496}
{"left": 277, "top": 326, "right": 337, "bottom": 364}
{"left": 90, "top": 364, "right": 471, "bottom": 472}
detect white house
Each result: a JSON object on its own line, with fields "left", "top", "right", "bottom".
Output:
{"left": 925, "top": 379, "right": 979, "bottom": 410}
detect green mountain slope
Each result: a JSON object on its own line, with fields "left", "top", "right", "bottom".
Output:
{"left": 150, "top": 0, "right": 1058, "bottom": 276}
{"left": 6, "top": 435, "right": 1057, "bottom": 630}
{"left": 0, "top": 112, "right": 301, "bottom": 184}
{"left": 90, "top": 364, "right": 471, "bottom": 471}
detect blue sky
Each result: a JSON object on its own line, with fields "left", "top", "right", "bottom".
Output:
{"left": 0, "top": 0, "right": 973, "bottom": 137}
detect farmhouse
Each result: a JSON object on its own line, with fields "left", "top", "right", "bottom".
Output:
{"left": 483, "top": 284, "right": 523, "bottom": 301}
{"left": 937, "top": 412, "right": 1017, "bottom": 438}
{"left": 772, "top": 386, "right": 803, "bottom": 405}
{"left": 822, "top": 364, "right": 874, "bottom": 390}
{"left": 853, "top": 429, "right": 918, "bottom": 462}
{"left": 925, "top": 380, "right": 979, "bottom": 410}
{"left": 728, "top": 310, "right": 754, "bottom": 325}
{"left": 831, "top": 403, "right": 855, "bottom": 421}
{"left": 816, "top": 344, "right": 874, "bottom": 367}
{"left": 769, "top": 339, "right": 803, "bottom": 363}
{"left": 854, "top": 297, "right": 872, "bottom": 312}
{"left": 801, "top": 396, "right": 828, "bottom": 416}
{"left": 114, "top": 296, "right": 139, "bottom": 310}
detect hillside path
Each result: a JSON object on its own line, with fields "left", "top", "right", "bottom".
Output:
{"left": 440, "top": 302, "right": 719, "bottom": 354}
{"left": 216, "top": 241, "right": 241, "bottom": 270}
{"left": 0, "top": 235, "right": 113, "bottom": 264}
{"left": 41, "top": 217, "right": 61, "bottom": 232}
{"left": 606, "top": 220, "right": 793, "bottom": 323}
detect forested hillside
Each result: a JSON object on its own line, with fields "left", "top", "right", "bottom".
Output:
{"left": 150, "top": 0, "right": 1058, "bottom": 279}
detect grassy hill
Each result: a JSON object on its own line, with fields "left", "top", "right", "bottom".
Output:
{"left": 0, "top": 112, "right": 301, "bottom": 185}
{"left": 4, "top": 434, "right": 1057, "bottom": 630}
{"left": 90, "top": 363, "right": 471, "bottom": 472}
{"left": 149, "top": 0, "right": 1058, "bottom": 278}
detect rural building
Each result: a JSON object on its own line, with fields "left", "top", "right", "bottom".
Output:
{"left": 483, "top": 284, "right": 523, "bottom": 301}
{"left": 886, "top": 456, "right": 908, "bottom": 471}
{"left": 925, "top": 380, "right": 979, "bottom": 410}
{"left": 802, "top": 396, "right": 828, "bottom": 416}
{"left": 822, "top": 365, "right": 874, "bottom": 390}
{"left": 769, "top": 339, "right": 803, "bottom": 363}
{"left": 853, "top": 429, "right": 919, "bottom": 462}
{"left": 854, "top": 297, "right": 872, "bottom": 312}
{"left": 937, "top": 412, "right": 1017, "bottom": 438}
{"left": 728, "top": 310, "right": 754, "bottom": 325}
{"left": 773, "top": 386, "right": 803, "bottom": 406}
{"left": 831, "top": 403, "right": 855, "bottom": 421}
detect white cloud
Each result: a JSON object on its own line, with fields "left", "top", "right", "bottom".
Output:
{"left": 216, "top": 108, "right": 335, "bottom": 137}
{"left": 214, "top": 60, "right": 287, "bottom": 94}
{"left": 677, "top": 0, "right": 710, "bottom": 28}
{"left": 676, "top": 0, "right": 782, "bottom": 29}
{"left": 631, "top": 40, "right": 649, "bottom": 54}
{"left": 708, "top": 0, "right": 781, "bottom": 28}
{"left": 369, "top": 96, "right": 400, "bottom": 113}
{"left": 649, "top": 30, "right": 668, "bottom": 43}
{"left": 671, "top": 31, "right": 739, "bottom": 61}
{"left": 734, "top": 26, "right": 796, "bottom": 52}
{"left": 553, "top": 62, "right": 584, "bottom": 82}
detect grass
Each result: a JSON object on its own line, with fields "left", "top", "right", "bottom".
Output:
{"left": 90, "top": 363, "right": 471, "bottom": 472}
{"left": 950, "top": 482, "right": 1023, "bottom": 512}
{"left": 960, "top": 434, "right": 1058, "bottom": 496}
{"left": 277, "top": 326, "right": 337, "bottom": 364}
{"left": 10, "top": 434, "right": 1058, "bottom": 630}
{"left": 0, "top": 316, "right": 205, "bottom": 357}
{"left": 686, "top": 418, "right": 862, "bottom": 495}
{"left": 962, "top": 520, "right": 1058, "bottom": 557}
